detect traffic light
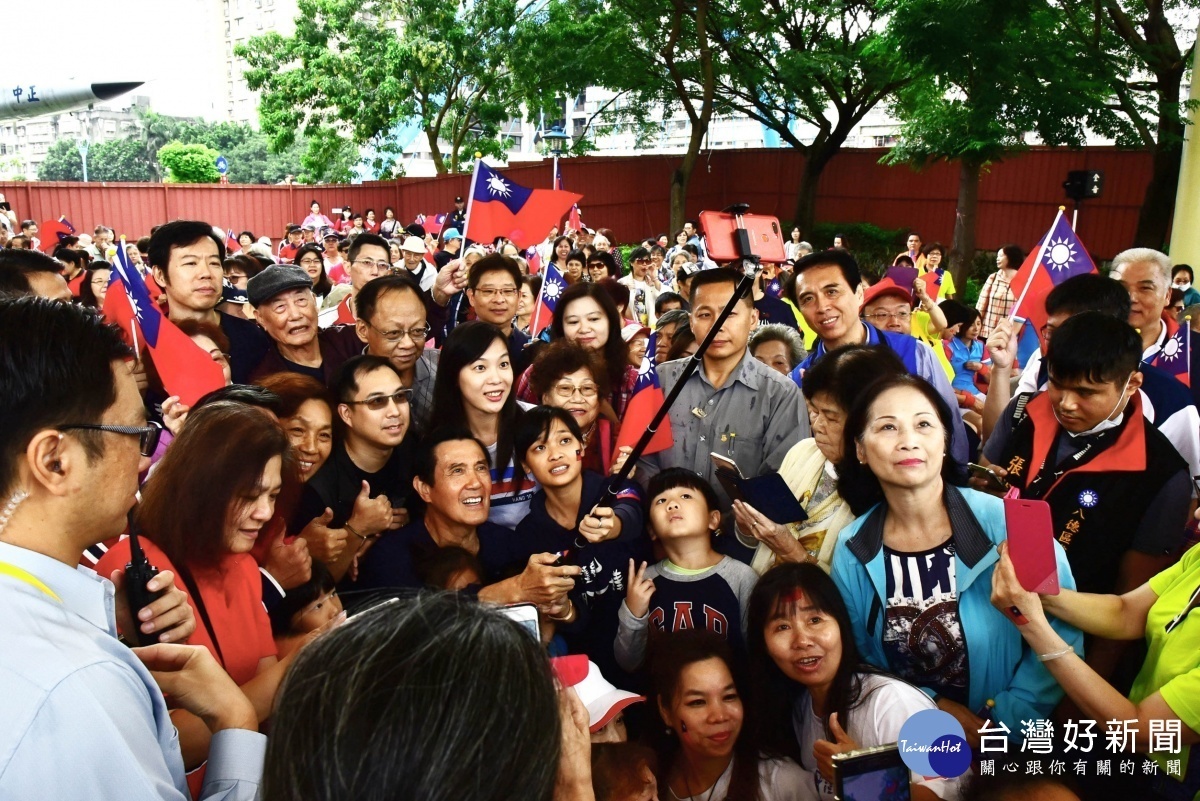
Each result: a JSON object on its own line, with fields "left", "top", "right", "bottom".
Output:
{"left": 1064, "top": 170, "right": 1104, "bottom": 202}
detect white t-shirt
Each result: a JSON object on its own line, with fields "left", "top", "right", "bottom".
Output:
{"left": 668, "top": 756, "right": 817, "bottom": 801}
{"left": 793, "top": 673, "right": 963, "bottom": 800}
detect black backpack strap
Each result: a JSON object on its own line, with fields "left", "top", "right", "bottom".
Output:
{"left": 176, "top": 565, "right": 224, "bottom": 665}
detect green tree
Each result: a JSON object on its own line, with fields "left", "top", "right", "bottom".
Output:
{"left": 157, "top": 141, "right": 220, "bottom": 183}
{"left": 1055, "top": 0, "right": 1198, "bottom": 249}
{"left": 88, "top": 138, "right": 156, "bottom": 182}
{"left": 883, "top": 0, "right": 1111, "bottom": 284}
{"left": 705, "top": 0, "right": 913, "bottom": 234}
{"left": 38, "top": 139, "right": 84, "bottom": 181}
{"left": 238, "top": 0, "right": 539, "bottom": 176}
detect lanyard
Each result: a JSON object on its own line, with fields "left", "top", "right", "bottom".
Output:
{"left": 0, "top": 560, "right": 62, "bottom": 603}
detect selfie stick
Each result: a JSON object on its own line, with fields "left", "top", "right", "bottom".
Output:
{"left": 587, "top": 204, "right": 762, "bottom": 522}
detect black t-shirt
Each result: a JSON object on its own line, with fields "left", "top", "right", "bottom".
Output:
{"left": 348, "top": 518, "right": 535, "bottom": 603}
{"left": 218, "top": 311, "right": 270, "bottom": 384}
{"left": 434, "top": 249, "right": 456, "bottom": 269}
{"left": 293, "top": 437, "right": 418, "bottom": 532}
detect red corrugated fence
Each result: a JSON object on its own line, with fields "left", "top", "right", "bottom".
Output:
{"left": 0, "top": 146, "right": 1152, "bottom": 259}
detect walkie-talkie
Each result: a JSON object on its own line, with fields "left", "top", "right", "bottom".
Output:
{"left": 124, "top": 510, "right": 164, "bottom": 646}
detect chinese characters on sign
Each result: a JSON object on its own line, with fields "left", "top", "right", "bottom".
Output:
{"left": 9, "top": 86, "right": 40, "bottom": 104}
{"left": 974, "top": 719, "right": 1183, "bottom": 778}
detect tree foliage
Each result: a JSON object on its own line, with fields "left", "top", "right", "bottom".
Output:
{"left": 705, "top": 0, "right": 914, "bottom": 231}
{"left": 157, "top": 142, "right": 221, "bottom": 183}
{"left": 882, "top": 0, "right": 1114, "bottom": 279}
{"left": 238, "top": 0, "right": 557, "bottom": 176}
{"left": 88, "top": 138, "right": 157, "bottom": 182}
{"left": 1053, "top": 0, "right": 1198, "bottom": 247}
{"left": 38, "top": 139, "right": 84, "bottom": 181}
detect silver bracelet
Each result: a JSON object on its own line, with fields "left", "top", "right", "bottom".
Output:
{"left": 1037, "top": 645, "right": 1074, "bottom": 662}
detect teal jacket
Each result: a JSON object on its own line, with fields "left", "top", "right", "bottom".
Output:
{"left": 830, "top": 485, "right": 1083, "bottom": 734}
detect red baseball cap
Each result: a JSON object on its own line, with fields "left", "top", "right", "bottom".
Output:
{"left": 862, "top": 277, "right": 912, "bottom": 307}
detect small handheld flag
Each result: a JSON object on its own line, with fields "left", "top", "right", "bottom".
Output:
{"left": 1155, "top": 319, "right": 1192, "bottom": 388}
{"left": 617, "top": 335, "right": 673, "bottom": 455}
{"left": 530, "top": 262, "right": 567, "bottom": 338}
{"left": 40, "top": 217, "right": 76, "bottom": 253}
{"left": 1009, "top": 207, "right": 1098, "bottom": 337}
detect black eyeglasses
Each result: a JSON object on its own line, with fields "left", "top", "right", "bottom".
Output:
{"left": 343, "top": 389, "right": 413, "bottom": 411}
{"left": 58, "top": 422, "right": 163, "bottom": 457}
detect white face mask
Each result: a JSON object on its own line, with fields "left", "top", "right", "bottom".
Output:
{"left": 1055, "top": 372, "right": 1133, "bottom": 437}
{"left": 1176, "top": 281, "right": 1192, "bottom": 292}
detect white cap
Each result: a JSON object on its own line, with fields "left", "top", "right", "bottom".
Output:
{"left": 571, "top": 660, "right": 645, "bottom": 732}
{"left": 400, "top": 235, "right": 426, "bottom": 254}
{"left": 621, "top": 322, "right": 651, "bottom": 342}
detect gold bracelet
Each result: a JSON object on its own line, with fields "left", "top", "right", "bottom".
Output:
{"left": 547, "top": 599, "right": 576, "bottom": 624}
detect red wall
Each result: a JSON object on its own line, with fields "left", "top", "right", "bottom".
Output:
{"left": 0, "top": 146, "right": 1151, "bottom": 259}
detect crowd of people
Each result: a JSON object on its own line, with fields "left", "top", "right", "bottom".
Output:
{"left": 2, "top": 193, "right": 1199, "bottom": 801}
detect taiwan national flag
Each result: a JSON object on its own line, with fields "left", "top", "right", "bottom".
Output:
{"left": 530, "top": 262, "right": 567, "bottom": 338}
{"left": 418, "top": 213, "right": 446, "bottom": 236}
{"left": 225, "top": 229, "right": 241, "bottom": 254}
{"left": 525, "top": 247, "right": 542, "bottom": 275}
{"left": 616, "top": 336, "right": 673, "bottom": 455}
{"left": 1009, "top": 209, "right": 1098, "bottom": 338}
{"left": 1155, "top": 319, "right": 1191, "bottom": 387}
{"left": 40, "top": 217, "right": 75, "bottom": 253}
{"left": 465, "top": 162, "right": 582, "bottom": 249}
{"left": 103, "top": 241, "right": 227, "bottom": 406}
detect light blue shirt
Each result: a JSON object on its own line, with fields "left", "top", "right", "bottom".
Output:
{"left": 0, "top": 541, "right": 266, "bottom": 800}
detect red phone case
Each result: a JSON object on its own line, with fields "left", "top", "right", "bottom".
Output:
{"left": 1004, "top": 498, "right": 1060, "bottom": 595}
{"left": 699, "top": 211, "right": 788, "bottom": 263}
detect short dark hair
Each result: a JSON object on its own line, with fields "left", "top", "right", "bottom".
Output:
{"left": 514, "top": 405, "right": 584, "bottom": 474}
{"left": 264, "top": 592, "right": 561, "bottom": 801}
{"left": 1174, "top": 264, "right": 1195, "bottom": 283}
{"left": 801, "top": 345, "right": 906, "bottom": 407}
{"left": 0, "top": 297, "right": 132, "bottom": 494}
{"left": 292, "top": 243, "right": 333, "bottom": 296}
{"left": 790, "top": 249, "right": 862, "bottom": 296}
{"left": 79, "top": 265, "right": 112, "bottom": 308}
{"left": 655, "top": 291, "right": 688, "bottom": 315}
{"left": 192, "top": 384, "right": 283, "bottom": 415}
{"left": 148, "top": 220, "right": 225, "bottom": 280}
{"left": 0, "top": 247, "right": 63, "bottom": 276}
{"left": 587, "top": 251, "right": 617, "bottom": 277}
{"left": 688, "top": 267, "right": 750, "bottom": 307}
{"left": 468, "top": 254, "right": 521, "bottom": 290}
{"left": 414, "top": 426, "right": 490, "bottom": 486}
{"left": 837, "top": 374, "right": 966, "bottom": 515}
{"left": 20, "top": 220, "right": 36, "bottom": 231}
{"left": 999, "top": 244, "right": 1024, "bottom": 267}
{"left": 528, "top": 340, "right": 610, "bottom": 400}
{"left": 1043, "top": 273, "right": 1131, "bottom": 321}
{"left": 268, "top": 560, "right": 336, "bottom": 636}
{"left": 347, "top": 232, "right": 389, "bottom": 264}
{"left": 255, "top": 372, "right": 332, "bottom": 419}
{"left": 646, "top": 467, "right": 719, "bottom": 514}
{"left": 566, "top": 249, "right": 588, "bottom": 266}
{"left": 331, "top": 354, "right": 403, "bottom": 405}
{"left": 1046, "top": 311, "right": 1141, "bottom": 387}
{"left": 922, "top": 242, "right": 947, "bottom": 260}
{"left": 628, "top": 246, "right": 651, "bottom": 263}
{"left": 356, "top": 273, "right": 424, "bottom": 325}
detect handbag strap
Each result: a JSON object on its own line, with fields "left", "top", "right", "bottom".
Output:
{"left": 175, "top": 565, "right": 225, "bottom": 665}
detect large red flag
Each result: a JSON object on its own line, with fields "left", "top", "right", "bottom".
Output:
{"left": 464, "top": 162, "right": 581, "bottom": 249}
